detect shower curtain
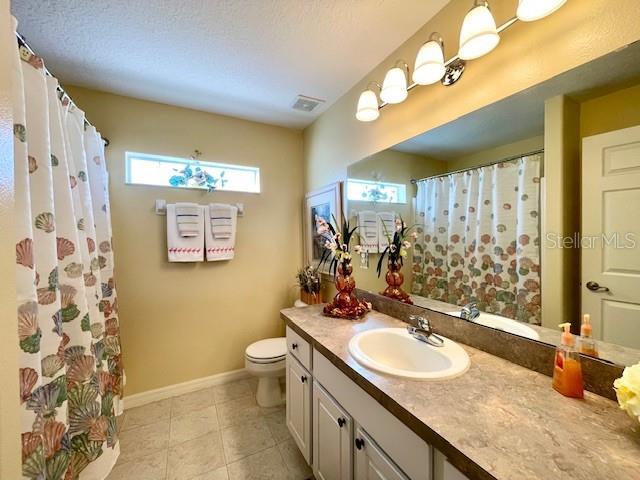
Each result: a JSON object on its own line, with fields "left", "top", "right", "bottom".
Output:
{"left": 12, "top": 19, "right": 123, "bottom": 480}
{"left": 412, "top": 154, "right": 542, "bottom": 324}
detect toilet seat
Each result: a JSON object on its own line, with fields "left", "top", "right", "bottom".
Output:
{"left": 245, "top": 337, "right": 286, "bottom": 364}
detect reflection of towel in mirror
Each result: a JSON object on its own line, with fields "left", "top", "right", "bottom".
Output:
{"left": 357, "top": 211, "right": 378, "bottom": 253}
{"left": 206, "top": 203, "right": 238, "bottom": 261}
{"left": 378, "top": 211, "right": 396, "bottom": 251}
{"left": 175, "top": 202, "right": 201, "bottom": 237}
{"left": 167, "top": 204, "right": 204, "bottom": 262}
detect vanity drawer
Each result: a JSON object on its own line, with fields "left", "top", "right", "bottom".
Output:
{"left": 287, "top": 325, "right": 312, "bottom": 371}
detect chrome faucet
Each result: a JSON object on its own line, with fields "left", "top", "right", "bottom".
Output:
{"left": 407, "top": 315, "right": 445, "bottom": 347}
{"left": 460, "top": 302, "right": 480, "bottom": 322}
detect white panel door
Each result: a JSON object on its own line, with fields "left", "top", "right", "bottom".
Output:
{"left": 355, "top": 426, "right": 409, "bottom": 480}
{"left": 582, "top": 125, "right": 640, "bottom": 349}
{"left": 286, "top": 355, "right": 312, "bottom": 463}
{"left": 313, "top": 381, "right": 353, "bottom": 480}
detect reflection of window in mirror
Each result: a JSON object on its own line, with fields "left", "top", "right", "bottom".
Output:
{"left": 346, "top": 178, "right": 407, "bottom": 204}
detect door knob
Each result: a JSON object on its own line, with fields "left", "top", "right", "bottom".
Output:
{"left": 586, "top": 281, "right": 610, "bottom": 292}
{"left": 355, "top": 438, "right": 365, "bottom": 450}
{"left": 337, "top": 417, "right": 346, "bottom": 428}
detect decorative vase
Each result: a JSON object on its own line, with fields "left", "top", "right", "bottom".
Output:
{"left": 301, "top": 289, "right": 322, "bottom": 305}
{"left": 381, "top": 258, "right": 413, "bottom": 304}
{"left": 323, "top": 260, "right": 370, "bottom": 319}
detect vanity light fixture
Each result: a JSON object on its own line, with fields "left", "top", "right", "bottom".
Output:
{"left": 355, "top": 0, "right": 567, "bottom": 122}
{"left": 458, "top": 0, "right": 500, "bottom": 60}
{"left": 412, "top": 33, "right": 446, "bottom": 86}
{"left": 380, "top": 61, "right": 409, "bottom": 104}
{"left": 516, "top": 0, "right": 567, "bottom": 22}
{"left": 355, "top": 82, "right": 381, "bottom": 122}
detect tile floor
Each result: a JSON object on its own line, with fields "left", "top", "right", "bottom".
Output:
{"left": 107, "top": 378, "right": 313, "bottom": 480}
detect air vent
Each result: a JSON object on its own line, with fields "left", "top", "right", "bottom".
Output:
{"left": 292, "top": 95, "right": 325, "bottom": 112}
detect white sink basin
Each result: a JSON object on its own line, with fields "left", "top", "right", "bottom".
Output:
{"left": 348, "top": 328, "right": 470, "bottom": 380}
{"left": 447, "top": 311, "right": 540, "bottom": 340}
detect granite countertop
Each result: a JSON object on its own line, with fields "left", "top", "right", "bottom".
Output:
{"left": 281, "top": 305, "right": 640, "bottom": 480}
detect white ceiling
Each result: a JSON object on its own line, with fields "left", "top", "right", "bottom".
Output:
{"left": 11, "top": 0, "right": 450, "bottom": 129}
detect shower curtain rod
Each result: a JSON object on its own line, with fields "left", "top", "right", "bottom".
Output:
{"left": 15, "top": 32, "right": 110, "bottom": 147}
{"left": 410, "top": 148, "right": 544, "bottom": 184}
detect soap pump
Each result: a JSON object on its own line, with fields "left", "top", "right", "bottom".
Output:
{"left": 579, "top": 314, "right": 599, "bottom": 357}
{"left": 552, "top": 323, "right": 584, "bottom": 398}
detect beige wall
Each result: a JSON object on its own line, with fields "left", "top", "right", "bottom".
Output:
{"left": 580, "top": 82, "right": 640, "bottom": 138}
{"left": 447, "top": 135, "right": 544, "bottom": 172}
{"left": 303, "top": 0, "right": 640, "bottom": 192}
{"left": 0, "top": 0, "right": 21, "bottom": 477}
{"left": 66, "top": 86, "right": 304, "bottom": 396}
{"left": 346, "top": 150, "right": 445, "bottom": 293}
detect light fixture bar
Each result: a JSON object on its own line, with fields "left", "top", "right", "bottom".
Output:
{"left": 378, "top": 16, "right": 518, "bottom": 111}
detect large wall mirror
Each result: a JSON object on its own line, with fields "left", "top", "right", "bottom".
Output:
{"left": 346, "top": 42, "right": 640, "bottom": 368}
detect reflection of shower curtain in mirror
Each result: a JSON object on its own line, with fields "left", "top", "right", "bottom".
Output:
{"left": 412, "top": 154, "right": 542, "bottom": 324}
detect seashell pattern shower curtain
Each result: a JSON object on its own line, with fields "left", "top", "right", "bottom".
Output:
{"left": 12, "top": 18, "right": 123, "bottom": 480}
{"left": 412, "top": 154, "right": 542, "bottom": 324}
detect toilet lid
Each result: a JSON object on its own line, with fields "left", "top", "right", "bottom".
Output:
{"left": 245, "top": 337, "right": 287, "bottom": 361}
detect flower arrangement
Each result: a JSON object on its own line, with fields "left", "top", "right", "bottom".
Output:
{"left": 296, "top": 265, "right": 322, "bottom": 304}
{"left": 376, "top": 216, "right": 417, "bottom": 304}
{"left": 169, "top": 150, "right": 227, "bottom": 192}
{"left": 614, "top": 362, "right": 640, "bottom": 424}
{"left": 317, "top": 215, "right": 370, "bottom": 319}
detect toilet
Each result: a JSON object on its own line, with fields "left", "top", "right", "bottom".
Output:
{"left": 245, "top": 337, "right": 287, "bottom": 407}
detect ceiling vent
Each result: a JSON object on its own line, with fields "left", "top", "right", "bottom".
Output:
{"left": 292, "top": 95, "right": 325, "bottom": 113}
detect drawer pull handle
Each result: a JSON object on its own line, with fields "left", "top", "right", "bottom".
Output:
{"left": 355, "top": 438, "right": 364, "bottom": 450}
{"left": 292, "top": 343, "right": 298, "bottom": 350}
{"left": 301, "top": 375, "right": 308, "bottom": 383}
{"left": 337, "top": 417, "right": 346, "bottom": 428}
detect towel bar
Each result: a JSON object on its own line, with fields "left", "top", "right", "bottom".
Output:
{"left": 155, "top": 200, "right": 244, "bottom": 217}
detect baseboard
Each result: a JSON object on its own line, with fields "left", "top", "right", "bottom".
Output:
{"left": 123, "top": 368, "right": 250, "bottom": 410}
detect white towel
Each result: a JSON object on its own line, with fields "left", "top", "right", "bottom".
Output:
{"left": 205, "top": 203, "right": 238, "bottom": 261}
{"left": 378, "top": 211, "right": 396, "bottom": 251}
{"left": 357, "top": 211, "right": 379, "bottom": 253}
{"left": 167, "top": 204, "right": 204, "bottom": 262}
{"left": 175, "top": 202, "right": 201, "bottom": 237}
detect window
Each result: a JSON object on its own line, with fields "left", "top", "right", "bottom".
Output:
{"left": 125, "top": 151, "right": 261, "bottom": 193}
{"left": 346, "top": 178, "right": 407, "bottom": 204}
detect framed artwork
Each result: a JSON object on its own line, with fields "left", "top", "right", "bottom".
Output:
{"left": 304, "top": 182, "right": 343, "bottom": 271}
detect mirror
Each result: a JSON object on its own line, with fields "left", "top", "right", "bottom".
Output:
{"left": 347, "top": 42, "right": 640, "bottom": 367}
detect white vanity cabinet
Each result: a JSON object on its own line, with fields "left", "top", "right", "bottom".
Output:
{"left": 285, "top": 327, "right": 312, "bottom": 463}
{"left": 286, "top": 324, "right": 469, "bottom": 480}
{"left": 313, "top": 381, "right": 353, "bottom": 480}
{"left": 354, "top": 426, "right": 409, "bottom": 480}
{"left": 433, "top": 450, "right": 470, "bottom": 480}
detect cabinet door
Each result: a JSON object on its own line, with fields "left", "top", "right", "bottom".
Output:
{"left": 313, "top": 381, "right": 353, "bottom": 480}
{"left": 286, "top": 355, "right": 312, "bottom": 463}
{"left": 433, "top": 449, "right": 470, "bottom": 480}
{"left": 354, "top": 426, "right": 409, "bottom": 480}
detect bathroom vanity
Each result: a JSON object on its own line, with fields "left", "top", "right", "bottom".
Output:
{"left": 282, "top": 305, "right": 640, "bottom": 480}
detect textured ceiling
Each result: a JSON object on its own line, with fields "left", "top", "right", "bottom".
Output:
{"left": 11, "top": 0, "right": 450, "bottom": 128}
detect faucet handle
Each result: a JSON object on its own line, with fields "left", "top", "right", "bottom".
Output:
{"left": 417, "top": 316, "right": 431, "bottom": 332}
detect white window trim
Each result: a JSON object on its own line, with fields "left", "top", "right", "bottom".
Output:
{"left": 125, "top": 151, "right": 261, "bottom": 194}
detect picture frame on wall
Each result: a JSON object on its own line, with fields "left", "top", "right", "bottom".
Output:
{"left": 304, "top": 182, "right": 343, "bottom": 272}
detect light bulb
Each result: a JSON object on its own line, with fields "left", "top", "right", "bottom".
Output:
{"left": 413, "top": 39, "right": 446, "bottom": 85}
{"left": 458, "top": 2, "right": 500, "bottom": 60}
{"left": 516, "top": 0, "right": 567, "bottom": 22}
{"left": 355, "top": 90, "right": 379, "bottom": 122}
{"left": 380, "top": 67, "right": 408, "bottom": 104}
